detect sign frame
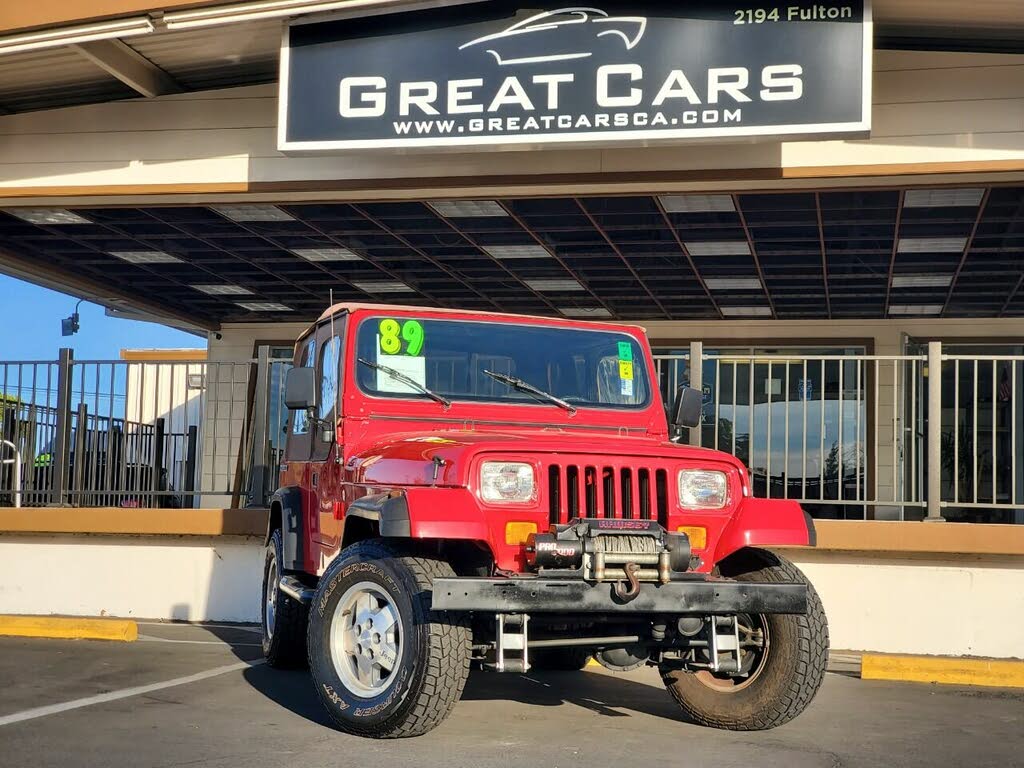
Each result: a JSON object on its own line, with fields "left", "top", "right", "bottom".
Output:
{"left": 278, "top": 1, "right": 873, "bottom": 153}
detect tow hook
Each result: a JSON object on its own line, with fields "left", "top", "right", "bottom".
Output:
{"left": 614, "top": 562, "right": 642, "bottom": 603}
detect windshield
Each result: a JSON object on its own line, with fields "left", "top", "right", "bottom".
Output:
{"left": 355, "top": 316, "right": 651, "bottom": 410}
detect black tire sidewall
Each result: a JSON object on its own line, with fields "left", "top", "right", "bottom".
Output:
{"left": 308, "top": 549, "right": 425, "bottom": 732}
{"left": 260, "top": 530, "right": 282, "bottom": 658}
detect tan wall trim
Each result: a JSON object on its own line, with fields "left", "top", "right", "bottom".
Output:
{"left": 0, "top": 2, "right": 218, "bottom": 35}
{"left": 119, "top": 348, "right": 207, "bottom": 361}
{"left": 0, "top": 507, "right": 266, "bottom": 537}
{"left": 2, "top": 509, "right": 1023, "bottom": 556}
{"left": 799, "top": 520, "right": 1024, "bottom": 557}
{"left": 2, "top": 161, "right": 1024, "bottom": 201}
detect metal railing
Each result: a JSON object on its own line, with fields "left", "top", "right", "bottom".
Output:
{"left": 0, "top": 348, "right": 291, "bottom": 509}
{"left": 1, "top": 342, "right": 1021, "bottom": 523}
{"left": 657, "top": 342, "right": 1024, "bottom": 524}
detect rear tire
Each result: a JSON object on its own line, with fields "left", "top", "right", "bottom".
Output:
{"left": 308, "top": 540, "right": 471, "bottom": 739}
{"left": 531, "top": 648, "right": 593, "bottom": 671}
{"left": 660, "top": 550, "right": 828, "bottom": 730}
{"left": 261, "top": 529, "right": 308, "bottom": 668}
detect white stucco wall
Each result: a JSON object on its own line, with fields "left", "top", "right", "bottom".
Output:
{"left": 1, "top": 534, "right": 1021, "bottom": 658}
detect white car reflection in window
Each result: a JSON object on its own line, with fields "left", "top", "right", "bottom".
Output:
{"left": 459, "top": 7, "right": 647, "bottom": 66}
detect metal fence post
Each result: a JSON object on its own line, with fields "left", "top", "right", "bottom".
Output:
{"left": 925, "top": 341, "right": 945, "bottom": 522}
{"left": 248, "top": 346, "right": 273, "bottom": 507}
{"left": 688, "top": 341, "right": 704, "bottom": 448}
{"left": 49, "top": 348, "right": 74, "bottom": 506}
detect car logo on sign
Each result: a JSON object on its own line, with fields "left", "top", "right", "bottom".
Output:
{"left": 459, "top": 7, "right": 648, "bottom": 66}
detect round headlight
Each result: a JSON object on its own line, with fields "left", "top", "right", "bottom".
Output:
{"left": 678, "top": 470, "right": 728, "bottom": 509}
{"left": 480, "top": 462, "right": 536, "bottom": 503}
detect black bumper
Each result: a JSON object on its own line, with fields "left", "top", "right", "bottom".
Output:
{"left": 432, "top": 577, "right": 807, "bottom": 615}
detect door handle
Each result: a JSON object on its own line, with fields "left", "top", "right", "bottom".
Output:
{"left": 312, "top": 472, "right": 319, "bottom": 488}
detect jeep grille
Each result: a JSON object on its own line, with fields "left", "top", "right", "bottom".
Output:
{"left": 546, "top": 462, "right": 669, "bottom": 528}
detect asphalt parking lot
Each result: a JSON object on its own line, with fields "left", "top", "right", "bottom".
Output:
{"left": 0, "top": 624, "right": 1021, "bottom": 768}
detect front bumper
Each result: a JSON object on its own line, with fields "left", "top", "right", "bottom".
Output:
{"left": 432, "top": 576, "right": 807, "bottom": 615}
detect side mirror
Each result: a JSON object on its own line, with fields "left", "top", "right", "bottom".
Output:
{"left": 671, "top": 386, "right": 703, "bottom": 430}
{"left": 284, "top": 367, "right": 317, "bottom": 411}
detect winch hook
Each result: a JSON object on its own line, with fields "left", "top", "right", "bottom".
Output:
{"left": 614, "top": 562, "right": 642, "bottom": 603}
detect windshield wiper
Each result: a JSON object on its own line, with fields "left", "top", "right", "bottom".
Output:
{"left": 483, "top": 370, "right": 577, "bottom": 416}
{"left": 358, "top": 358, "right": 451, "bottom": 409}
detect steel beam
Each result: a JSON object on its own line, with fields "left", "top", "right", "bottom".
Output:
{"left": 70, "top": 39, "right": 181, "bottom": 98}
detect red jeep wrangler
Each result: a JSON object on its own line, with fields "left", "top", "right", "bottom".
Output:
{"left": 262, "top": 303, "right": 827, "bottom": 739}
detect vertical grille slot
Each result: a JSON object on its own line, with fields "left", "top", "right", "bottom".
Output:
{"left": 584, "top": 466, "right": 598, "bottom": 516}
{"left": 638, "top": 468, "right": 651, "bottom": 520}
{"left": 602, "top": 467, "right": 616, "bottom": 519}
{"left": 566, "top": 465, "right": 579, "bottom": 518}
{"left": 655, "top": 469, "right": 669, "bottom": 528}
{"left": 548, "top": 465, "right": 561, "bottom": 527}
{"left": 620, "top": 468, "right": 633, "bottom": 519}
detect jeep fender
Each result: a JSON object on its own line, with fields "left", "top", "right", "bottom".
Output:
{"left": 269, "top": 486, "right": 304, "bottom": 571}
{"left": 713, "top": 497, "right": 816, "bottom": 564}
{"left": 346, "top": 487, "right": 491, "bottom": 542}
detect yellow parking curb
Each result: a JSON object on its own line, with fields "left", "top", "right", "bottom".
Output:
{"left": 862, "top": 654, "right": 1024, "bottom": 689}
{"left": 0, "top": 616, "right": 138, "bottom": 642}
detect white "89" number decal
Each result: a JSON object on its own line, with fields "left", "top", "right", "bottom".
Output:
{"left": 734, "top": 8, "right": 780, "bottom": 24}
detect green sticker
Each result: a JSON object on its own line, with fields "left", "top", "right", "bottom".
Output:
{"left": 617, "top": 341, "right": 633, "bottom": 362}
{"left": 378, "top": 318, "right": 425, "bottom": 356}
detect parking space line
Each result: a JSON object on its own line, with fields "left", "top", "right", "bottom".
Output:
{"left": 0, "top": 660, "right": 263, "bottom": 728}
{"left": 137, "top": 634, "right": 262, "bottom": 647}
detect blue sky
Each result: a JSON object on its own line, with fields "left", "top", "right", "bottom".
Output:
{"left": 0, "top": 275, "right": 205, "bottom": 360}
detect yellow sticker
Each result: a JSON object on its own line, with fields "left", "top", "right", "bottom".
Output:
{"left": 619, "top": 361, "right": 634, "bottom": 381}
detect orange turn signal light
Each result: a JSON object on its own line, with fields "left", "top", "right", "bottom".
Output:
{"left": 677, "top": 525, "right": 707, "bottom": 550}
{"left": 506, "top": 522, "right": 538, "bottom": 546}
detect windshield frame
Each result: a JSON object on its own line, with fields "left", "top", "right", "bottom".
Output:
{"left": 350, "top": 314, "right": 654, "bottom": 414}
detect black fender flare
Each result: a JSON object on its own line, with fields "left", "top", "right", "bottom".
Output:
{"left": 270, "top": 486, "right": 304, "bottom": 571}
{"left": 344, "top": 492, "right": 412, "bottom": 538}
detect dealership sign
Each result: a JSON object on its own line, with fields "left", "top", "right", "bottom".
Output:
{"left": 278, "top": 1, "right": 871, "bottom": 151}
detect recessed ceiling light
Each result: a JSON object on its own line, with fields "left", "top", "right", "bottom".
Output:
{"left": 292, "top": 247, "right": 362, "bottom": 262}
{"left": 903, "top": 189, "right": 984, "bottom": 208}
{"left": 352, "top": 281, "right": 415, "bottom": 294}
{"left": 429, "top": 200, "right": 508, "bottom": 218}
{"left": 191, "top": 284, "right": 254, "bottom": 296}
{"left": 212, "top": 204, "right": 294, "bottom": 222}
{"left": 4, "top": 208, "right": 91, "bottom": 225}
{"left": 484, "top": 245, "right": 550, "bottom": 260}
{"left": 897, "top": 237, "right": 967, "bottom": 254}
{"left": 659, "top": 195, "right": 735, "bottom": 213}
{"left": 704, "top": 277, "right": 763, "bottom": 291}
{"left": 110, "top": 250, "right": 182, "bottom": 264}
{"left": 235, "top": 301, "right": 292, "bottom": 312}
{"left": 685, "top": 241, "right": 751, "bottom": 256}
{"left": 720, "top": 306, "right": 772, "bottom": 317}
{"left": 891, "top": 274, "right": 954, "bottom": 288}
{"left": 526, "top": 278, "right": 586, "bottom": 292}
{"left": 889, "top": 304, "right": 943, "bottom": 316}
{"left": 560, "top": 307, "right": 612, "bottom": 319}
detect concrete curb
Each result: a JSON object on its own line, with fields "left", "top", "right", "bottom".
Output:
{"left": 0, "top": 616, "right": 138, "bottom": 642}
{"left": 862, "top": 653, "right": 1024, "bottom": 689}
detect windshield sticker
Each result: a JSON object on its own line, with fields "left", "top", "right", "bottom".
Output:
{"left": 619, "top": 360, "right": 634, "bottom": 381}
{"left": 617, "top": 341, "right": 633, "bottom": 362}
{"left": 375, "top": 337, "right": 428, "bottom": 394}
{"left": 378, "top": 318, "right": 425, "bottom": 356}
{"left": 620, "top": 379, "right": 634, "bottom": 398}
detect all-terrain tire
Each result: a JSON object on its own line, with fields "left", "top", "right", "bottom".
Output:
{"left": 307, "top": 540, "right": 471, "bottom": 739}
{"left": 660, "top": 549, "right": 828, "bottom": 730}
{"left": 531, "top": 647, "right": 593, "bottom": 671}
{"left": 261, "top": 528, "right": 309, "bottom": 668}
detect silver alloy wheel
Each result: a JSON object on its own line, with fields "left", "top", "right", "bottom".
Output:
{"left": 264, "top": 555, "right": 278, "bottom": 640}
{"left": 329, "top": 581, "right": 403, "bottom": 698}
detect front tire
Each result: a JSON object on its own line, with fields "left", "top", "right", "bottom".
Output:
{"left": 261, "top": 528, "right": 308, "bottom": 668}
{"left": 308, "top": 540, "right": 471, "bottom": 739}
{"left": 660, "top": 550, "right": 828, "bottom": 730}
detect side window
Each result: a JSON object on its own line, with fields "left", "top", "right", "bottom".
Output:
{"left": 292, "top": 339, "right": 316, "bottom": 436}
{"left": 318, "top": 336, "right": 342, "bottom": 424}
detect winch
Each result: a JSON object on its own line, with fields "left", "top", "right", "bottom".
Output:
{"left": 526, "top": 519, "right": 692, "bottom": 600}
